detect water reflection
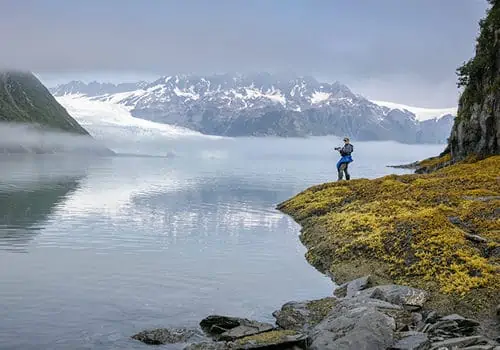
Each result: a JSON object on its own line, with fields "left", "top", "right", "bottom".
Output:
{"left": 0, "top": 155, "right": 96, "bottom": 252}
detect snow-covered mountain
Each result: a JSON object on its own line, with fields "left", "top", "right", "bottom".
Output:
{"left": 51, "top": 73, "right": 456, "bottom": 143}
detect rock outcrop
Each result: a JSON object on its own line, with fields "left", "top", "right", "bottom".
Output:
{"left": 448, "top": 0, "right": 500, "bottom": 161}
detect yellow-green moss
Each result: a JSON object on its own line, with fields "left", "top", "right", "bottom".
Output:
{"left": 417, "top": 153, "right": 452, "bottom": 172}
{"left": 278, "top": 156, "right": 500, "bottom": 317}
{"left": 235, "top": 330, "right": 297, "bottom": 346}
{"left": 306, "top": 298, "right": 338, "bottom": 325}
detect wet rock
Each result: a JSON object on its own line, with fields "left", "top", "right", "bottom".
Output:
{"left": 333, "top": 275, "right": 373, "bottom": 298}
{"left": 272, "top": 297, "right": 337, "bottom": 332}
{"left": 390, "top": 331, "right": 430, "bottom": 350}
{"left": 430, "top": 336, "right": 489, "bottom": 349}
{"left": 200, "top": 315, "right": 274, "bottom": 341}
{"left": 132, "top": 328, "right": 204, "bottom": 345}
{"left": 309, "top": 298, "right": 396, "bottom": 350}
{"left": 460, "top": 346, "right": 498, "bottom": 350}
{"left": 355, "top": 285, "right": 429, "bottom": 309}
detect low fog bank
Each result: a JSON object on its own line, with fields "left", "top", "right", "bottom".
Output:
{"left": 0, "top": 122, "right": 114, "bottom": 156}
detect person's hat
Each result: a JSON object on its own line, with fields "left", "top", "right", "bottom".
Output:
{"left": 343, "top": 137, "right": 349, "bottom": 142}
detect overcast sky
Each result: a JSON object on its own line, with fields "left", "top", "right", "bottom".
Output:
{"left": 1, "top": 0, "right": 489, "bottom": 107}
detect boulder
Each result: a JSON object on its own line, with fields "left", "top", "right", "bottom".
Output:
{"left": 390, "top": 331, "right": 430, "bottom": 350}
{"left": 232, "top": 330, "right": 309, "bottom": 349}
{"left": 132, "top": 328, "right": 204, "bottom": 345}
{"left": 355, "top": 285, "right": 429, "bottom": 309}
{"left": 200, "top": 315, "right": 274, "bottom": 341}
{"left": 272, "top": 297, "right": 337, "bottom": 332}
{"left": 333, "top": 275, "right": 373, "bottom": 298}
{"left": 309, "top": 298, "right": 397, "bottom": 350}
{"left": 184, "top": 330, "right": 309, "bottom": 350}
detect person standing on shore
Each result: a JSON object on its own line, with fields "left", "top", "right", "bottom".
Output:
{"left": 335, "top": 137, "right": 354, "bottom": 180}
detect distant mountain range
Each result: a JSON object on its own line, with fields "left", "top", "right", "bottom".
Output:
{"left": 50, "top": 73, "right": 456, "bottom": 144}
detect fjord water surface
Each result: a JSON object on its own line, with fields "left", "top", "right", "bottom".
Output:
{"left": 0, "top": 136, "right": 444, "bottom": 349}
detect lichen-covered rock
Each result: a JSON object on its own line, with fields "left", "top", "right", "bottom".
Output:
{"left": 272, "top": 297, "right": 337, "bottom": 332}
{"left": 132, "top": 328, "right": 204, "bottom": 345}
{"left": 233, "top": 330, "right": 309, "bottom": 349}
{"left": 355, "top": 285, "right": 429, "bottom": 309}
{"left": 334, "top": 275, "right": 373, "bottom": 298}
{"left": 200, "top": 315, "right": 274, "bottom": 341}
{"left": 309, "top": 297, "right": 398, "bottom": 350}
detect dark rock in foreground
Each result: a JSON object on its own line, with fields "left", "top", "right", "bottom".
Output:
{"left": 185, "top": 330, "right": 309, "bottom": 349}
{"left": 132, "top": 328, "right": 204, "bottom": 345}
{"left": 132, "top": 278, "right": 499, "bottom": 349}
{"left": 310, "top": 300, "right": 397, "bottom": 349}
{"left": 272, "top": 297, "right": 338, "bottom": 332}
{"left": 200, "top": 315, "right": 275, "bottom": 341}
{"left": 355, "top": 284, "right": 429, "bottom": 310}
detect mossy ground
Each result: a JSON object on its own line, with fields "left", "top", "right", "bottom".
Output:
{"left": 278, "top": 156, "right": 500, "bottom": 319}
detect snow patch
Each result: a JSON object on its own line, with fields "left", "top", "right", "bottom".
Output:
{"left": 311, "top": 91, "right": 331, "bottom": 104}
{"left": 244, "top": 88, "right": 286, "bottom": 105}
{"left": 173, "top": 87, "right": 200, "bottom": 100}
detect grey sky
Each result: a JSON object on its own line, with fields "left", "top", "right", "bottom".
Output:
{"left": 0, "top": 0, "right": 489, "bottom": 107}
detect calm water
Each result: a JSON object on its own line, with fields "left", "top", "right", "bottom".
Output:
{"left": 0, "top": 136, "right": 444, "bottom": 349}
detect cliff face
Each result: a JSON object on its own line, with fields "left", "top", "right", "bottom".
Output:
{"left": 449, "top": 0, "right": 500, "bottom": 160}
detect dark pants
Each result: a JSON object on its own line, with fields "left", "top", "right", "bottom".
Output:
{"left": 338, "top": 162, "right": 350, "bottom": 181}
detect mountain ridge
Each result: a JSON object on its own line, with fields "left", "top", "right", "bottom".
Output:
{"left": 0, "top": 70, "right": 113, "bottom": 155}
{"left": 51, "top": 74, "right": 456, "bottom": 144}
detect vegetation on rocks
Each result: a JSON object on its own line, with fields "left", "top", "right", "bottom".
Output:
{"left": 277, "top": 156, "right": 500, "bottom": 318}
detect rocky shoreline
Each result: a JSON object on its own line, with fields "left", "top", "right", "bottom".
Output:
{"left": 131, "top": 276, "right": 500, "bottom": 349}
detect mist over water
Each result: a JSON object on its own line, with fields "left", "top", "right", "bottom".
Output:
{"left": 0, "top": 127, "right": 444, "bottom": 349}
{"left": 0, "top": 122, "right": 110, "bottom": 154}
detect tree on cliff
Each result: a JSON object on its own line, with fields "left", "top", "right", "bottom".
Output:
{"left": 449, "top": 0, "right": 499, "bottom": 160}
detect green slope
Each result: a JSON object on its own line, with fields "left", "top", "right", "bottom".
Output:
{"left": 0, "top": 70, "right": 88, "bottom": 135}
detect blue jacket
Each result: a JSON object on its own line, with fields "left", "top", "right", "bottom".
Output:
{"left": 336, "top": 155, "right": 353, "bottom": 170}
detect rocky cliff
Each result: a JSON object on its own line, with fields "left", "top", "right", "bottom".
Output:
{"left": 449, "top": 0, "right": 500, "bottom": 160}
